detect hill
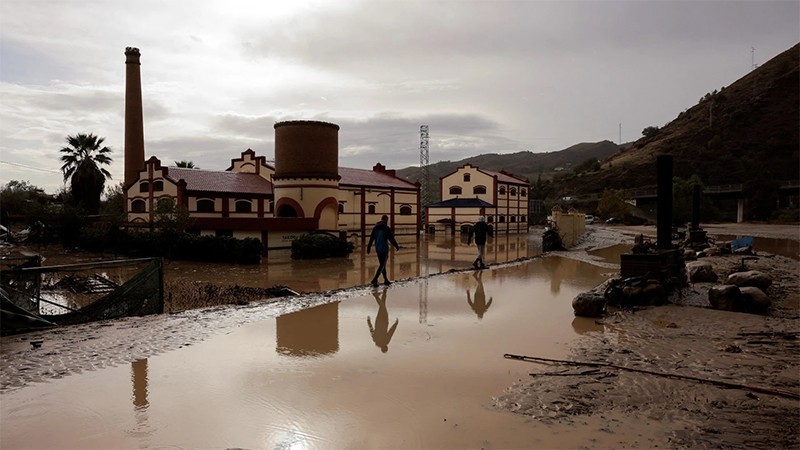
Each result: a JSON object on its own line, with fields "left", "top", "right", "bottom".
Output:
{"left": 560, "top": 43, "right": 799, "bottom": 199}
{"left": 395, "top": 140, "right": 619, "bottom": 192}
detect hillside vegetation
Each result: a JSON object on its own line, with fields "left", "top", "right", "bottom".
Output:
{"left": 559, "top": 43, "right": 799, "bottom": 196}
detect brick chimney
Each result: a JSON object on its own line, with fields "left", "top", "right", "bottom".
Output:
{"left": 124, "top": 47, "right": 145, "bottom": 187}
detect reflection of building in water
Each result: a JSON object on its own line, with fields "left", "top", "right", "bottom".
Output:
{"left": 129, "top": 358, "right": 153, "bottom": 444}
{"left": 368, "top": 288, "right": 398, "bottom": 353}
{"left": 276, "top": 302, "right": 339, "bottom": 356}
{"left": 467, "top": 271, "right": 493, "bottom": 319}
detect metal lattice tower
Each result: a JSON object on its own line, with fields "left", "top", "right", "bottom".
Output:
{"left": 419, "top": 125, "right": 430, "bottom": 212}
{"left": 418, "top": 125, "right": 430, "bottom": 324}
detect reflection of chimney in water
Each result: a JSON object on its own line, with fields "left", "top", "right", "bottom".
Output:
{"left": 124, "top": 47, "right": 145, "bottom": 187}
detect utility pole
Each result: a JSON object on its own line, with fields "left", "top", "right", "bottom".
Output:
{"left": 618, "top": 123, "right": 622, "bottom": 145}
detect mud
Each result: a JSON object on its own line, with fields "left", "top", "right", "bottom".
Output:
{"left": 494, "top": 224, "right": 800, "bottom": 449}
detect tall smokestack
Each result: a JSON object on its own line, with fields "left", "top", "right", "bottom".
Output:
{"left": 124, "top": 47, "right": 145, "bottom": 187}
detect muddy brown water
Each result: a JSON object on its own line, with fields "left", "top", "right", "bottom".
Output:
{"left": 0, "top": 239, "right": 624, "bottom": 448}
{"left": 712, "top": 233, "right": 800, "bottom": 260}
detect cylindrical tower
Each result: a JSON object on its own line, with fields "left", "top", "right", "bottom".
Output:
{"left": 272, "top": 121, "right": 341, "bottom": 230}
{"left": 124, "top": 47, "right": 145, "bottom": 187}
{"left": 274, "top": 121, "right": 340, "bottom": 180}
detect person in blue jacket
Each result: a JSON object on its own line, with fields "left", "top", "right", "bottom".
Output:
{"left": 367, "top": 215, "right": 400, "bottom": 286}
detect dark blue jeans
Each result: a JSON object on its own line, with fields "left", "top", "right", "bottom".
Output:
{"left": 373, "top": 252, "right": 389, "bottom": 282}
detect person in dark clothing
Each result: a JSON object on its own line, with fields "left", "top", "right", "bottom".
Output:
{"left": 467, "top": 216, "right": 493, "bottom": 269}
{"left": 367, "top": 215, "right": 400, "bottom": 286}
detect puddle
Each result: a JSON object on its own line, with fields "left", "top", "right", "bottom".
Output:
{"left": 0, "top": 256, "right": 619, "bottom": 449}
{"left": 712, "top": 234, "right": 799, "bottom": 260}
{"left": 586, "top": 243, "right": 633, "bottom": 264}
{"left": 29, "top": 232, "right": 542, "bottom": 293}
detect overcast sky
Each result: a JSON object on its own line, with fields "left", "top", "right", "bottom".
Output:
{"left": 1, "top": 0, "right": 798, "bottom": 194}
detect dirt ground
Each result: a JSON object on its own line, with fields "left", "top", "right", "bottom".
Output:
{"left": 495, "top": 224, "right": 800, "bottom": 449}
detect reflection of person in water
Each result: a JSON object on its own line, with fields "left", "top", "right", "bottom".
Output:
{"left": 467, "top": 270, "right": 493, "bottom": 319}
{"left": 367, "top": 288, "right": 399, "bottom": 353}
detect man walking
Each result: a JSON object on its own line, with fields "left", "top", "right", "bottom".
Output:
{"left": 367, "top": 215, "right": 400, "bottom": 286}
{"left": 467, "top": 216, "right": 492, "bottom": 269}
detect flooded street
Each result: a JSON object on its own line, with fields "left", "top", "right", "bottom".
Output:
{"left": 3, "top": 224, "right": 797, "bottom": 448}
{"left": 0, "top": 254, "right": 615, "bottom": 449}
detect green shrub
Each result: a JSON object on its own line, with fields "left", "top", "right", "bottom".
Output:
{"left": 291, "top": 233, "right": 354, "bottom": 259}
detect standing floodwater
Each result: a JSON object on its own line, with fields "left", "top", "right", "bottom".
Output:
{"left": 0, "top": 255, "right": 615, "bottom": 449}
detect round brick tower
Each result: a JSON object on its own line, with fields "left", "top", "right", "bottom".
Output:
{"left": 272, "top": 120, "right": 341, "bottom": 230}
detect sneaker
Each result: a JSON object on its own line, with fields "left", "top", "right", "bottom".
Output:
{"left": 371, "top": 279, "right": 378, "bottom": 287}
{"left": 480, "top": 263, "right": 488, "bottom": 269}
{"left": 383, "top": 280, "right": 391, "bottom": 286}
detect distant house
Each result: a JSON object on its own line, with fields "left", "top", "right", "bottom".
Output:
{"left": 425, "top": 163, "right": 529, "bottom": 234}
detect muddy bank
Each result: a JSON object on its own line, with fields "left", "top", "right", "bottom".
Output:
{"left": 495, "top": 224, "right": 800, "bottom": 448}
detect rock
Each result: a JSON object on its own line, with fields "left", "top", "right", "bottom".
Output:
{"left": 641, "top": 281, "right": 667, "bottom": 305}
{"left": 572, "top": 291, "right": 606, "bottom": 317}
{"left": 727, "top": 270, "right": 772, "bottom": 291}
{"left": 683, "top": 249, "right": 697, "bottom": 261}
{"left": 739, "top": 286, "right": 771, "bottom": 311}
{"left": 708, "top": 285, "right": 743, "bottom": 311}
{"left": 686, "top": 261, "right": 718, "bottom": 283}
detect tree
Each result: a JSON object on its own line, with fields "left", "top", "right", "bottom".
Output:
{"left": 596, "top": 188, "right": 628, "bottom": 219}
{"left": 175, "top": 160, "right": 198, "bottom": 169}
{"left": 0, "top": 180, "right": 49, "bottom": 227}
{"left": 642, "top": 126, "right": 660, "bottom": 138}
{"left": 59, "top": 133, "right": 113, "bottom": 215}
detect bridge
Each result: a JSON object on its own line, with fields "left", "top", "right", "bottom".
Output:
{"left": 548, "top": 181, "right": 798, "bottom": 223}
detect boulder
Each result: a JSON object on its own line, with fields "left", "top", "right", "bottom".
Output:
{"left": 739, "top": 286, "right": 771, "bottom": 311}
{"left": 572, "top": 291, "right": 606, "bottom": 317}
{"left": 640, "top": 281, "right": 667, "bottom": 305}
{"left": 727, "top": 270, "right": 772, "bottom": 291}
{"left": 708, "top": 285, "right": 743, "bottom": 311}
{"left": 686, "top": 261, "right": 718, "bottom": 283}
{"left": 683, "top": 249, "right": 697, "bottom": 261}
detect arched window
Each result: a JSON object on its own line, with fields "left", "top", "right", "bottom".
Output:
{"left": 153, "top": 180, "right": 164, "bottom": 192}
{"left": 131, "top": 199, "right": 146, "bottom": 213}
{"left": 510, "top": 188, "right": 517, "bottom": 196}
{"left": 473, "top": 185, "right": 486, "bottom": 195}
{"left": 499, "top": 186, "right": 506, "bottom": 195}
{"left": 521, "top": 189, "right": 527, "bottom": 197}
{"left": 139, "top": 181, "right": 149, "bottom": 193}
{"left": 400, "top": 205, "right": 412, "bottom": 215}
{"left": 368, "top": 204, "right": 376, "bottom": 214}
{"left": 487, "top": 215, "right": 494, "bottom": 223}
{"left": 338, "top": 202, "right": 345, "bottom": 214}
{"left": 235, "top": 199, "right": 252, "bottom": 213}
{"left": 521, "top": 216, "right": 527, "bottom": 222}
{"left": 277, "top": 204, "right": 298, "bottom": 217}
{"left": 156, "top": 197, "right": 174, "bottom": 211}
{"left": 463, "top": 173, "right": 471, "bottom": 182}
{"left": 510, "top": 216, "right": 517, "bottom": 223}
{"left": 197, "top": 199, "right": 215, "bottom": 213}
{"left": 449, "top": 186, "right": 462, "bottom": 195}
{"left": 499, "top": 216, "right": 506, "bottom": 223}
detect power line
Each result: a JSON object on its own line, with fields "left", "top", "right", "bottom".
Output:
{"left": 0, "top": 160, "right": 61, "bottom": 174}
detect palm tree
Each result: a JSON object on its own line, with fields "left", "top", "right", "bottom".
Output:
{"left": 59, "top": 133, "right": 113, "bottom": 215}
{"left": 175, "top": 160, "right": 198, "bottom": 169}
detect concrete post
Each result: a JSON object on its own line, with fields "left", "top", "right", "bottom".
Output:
{"left": 656, "top": 155, "right": 673, "bottom": 249}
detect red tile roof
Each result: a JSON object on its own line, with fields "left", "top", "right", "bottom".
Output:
{"left": 480, "top": 169, "right": 528, "bottom": 185}
{"left": 166, "top": 168, "right": 273, "bottom": 195}
{"left": 338, "top": 167, "right": 418, "bottom": 189}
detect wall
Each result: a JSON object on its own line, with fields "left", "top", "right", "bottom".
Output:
{"left": 551, "top": 209, "right": 586, "bottom": 247}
